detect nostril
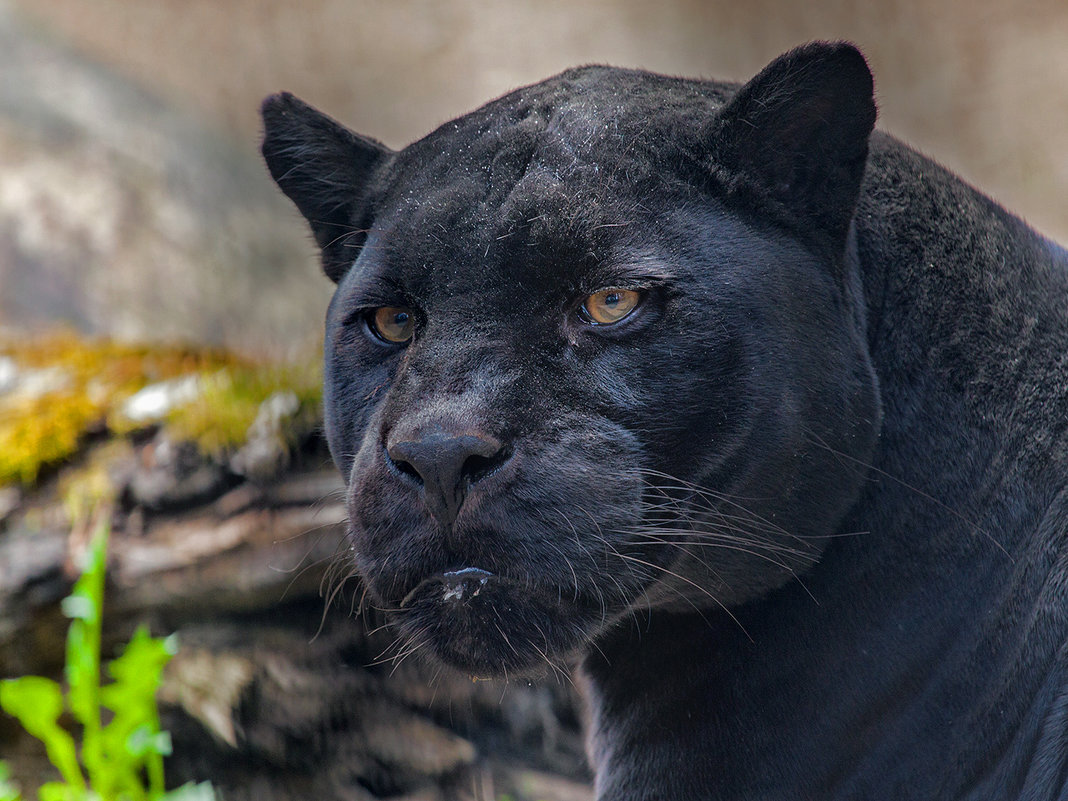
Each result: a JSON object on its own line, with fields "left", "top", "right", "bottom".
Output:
{"left": 461, "top": 447, "right": 511, "bottom": 484}
{"left": 391, "top": 455, "right": 422, "bottom": 483}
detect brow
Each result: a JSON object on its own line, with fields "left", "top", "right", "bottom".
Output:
{"left": 578, "top": 255, "right": 677, "bottom": 294}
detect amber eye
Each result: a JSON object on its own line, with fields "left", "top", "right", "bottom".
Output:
{"left": 369, "top": 306, "right": 415, "bottom": 343}
{"left": 582, "top": 288, "right": 642, "bottom": 325}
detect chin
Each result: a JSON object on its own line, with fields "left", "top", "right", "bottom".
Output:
{"left": 384, "top": 568, "right": 600, "bottom": 677}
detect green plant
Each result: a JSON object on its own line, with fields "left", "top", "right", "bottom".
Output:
{"left": 0, "top": 517, "right": 216, "bottom": 801}
{"left": 0, "top": 761, "right": 20, "bottom": 801}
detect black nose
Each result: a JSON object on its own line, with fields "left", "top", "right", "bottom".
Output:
{"left": 386, "top": 431, "right": 510, "bottom": 527}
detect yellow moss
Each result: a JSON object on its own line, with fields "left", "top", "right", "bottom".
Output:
{"left": 0, "top": 391, "right": 102, "bottom": 486}
{"left": 0, "top": 329, "right": 321, "bottom": 489}
{"left": 59, "top": 441, "right": 131, "bottom": 525}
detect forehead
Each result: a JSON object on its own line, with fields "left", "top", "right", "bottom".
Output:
{"left": 356, "top": 67, "right": 733, "bottom": 297}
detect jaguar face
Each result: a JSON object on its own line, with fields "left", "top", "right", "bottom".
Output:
{"left": 263, "top": 53, "right": 881, "bottom": 675}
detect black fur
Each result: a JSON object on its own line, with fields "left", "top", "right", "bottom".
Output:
{"left": 262, "top": 42, "right": 1068, "bottom": 799}
{"left": 261, "top": 92, "right": 393, "bottom": 282}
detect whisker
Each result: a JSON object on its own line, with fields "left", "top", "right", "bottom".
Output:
{"left": 615, "top": 553, "right": 753, "bottom": 643}
{"left": 625, "top": 529, "right": 798, "bottom": 572}
{"left": 801, "top": 426, "right": 1009, "bottom": 557}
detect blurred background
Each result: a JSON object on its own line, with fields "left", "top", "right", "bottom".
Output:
{"left": 2, "top": 0, "right": 1066, "bottom": 358}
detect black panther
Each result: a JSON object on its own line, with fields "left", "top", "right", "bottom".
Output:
{"left": 261, "top": 42, "right": 1068, "bottom": 799}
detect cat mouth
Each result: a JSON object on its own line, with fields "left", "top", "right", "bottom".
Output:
{"left": 385, "top": 566, "right": 604, "bottom": 675}
{"left": 399, "top": 567, "right": 496, "bottom": 608}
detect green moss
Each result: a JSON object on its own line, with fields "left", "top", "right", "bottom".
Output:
{"left": 2, "top": 330, "right": 240, "bottom": 394}
{"left": 164, "top": 361, "right": 322, "bottom": 458}
{"left": 0, "top": 330, "right": 321, "bottom": 489}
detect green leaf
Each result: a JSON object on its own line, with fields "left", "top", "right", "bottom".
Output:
{"left": 64, "top": 519, "right": 109, "bottom": 791}
{"left": 38, "top": 783, "right": 90, "bottom": 801}
{"left": 1, "top": 512, "right": 211, "bottom": 801}
{"left": 64, "top": 622, "right": 98, "bottom": 726}
{"left": 98, "top": 625, "right": 176, "bottom": 797}
{"left": 0, "top": 678, "right": 85, "bottom": 790}
{"left": 0, "top": 676, "right": 63, "bottom": 732}
{"left": 124, "top": 725, "right": 172, "bottom": 759}
{"left": 0, "top": 760, "right": 22, "bottom": 801}
{"left": 65, "top": 523, "right": 107, "bottom": 731}
{"left": 104, "top": 627, "right": 173, "bottom": 699}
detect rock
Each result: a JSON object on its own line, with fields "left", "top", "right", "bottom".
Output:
{"left": 122, "top": 435, "right": 235, "bottom": 511}
{"left": 121, "top": 376, "right": 202, "bottom": 424}
{"left": 229, "top": 391, "right": 301, "bottom": 482}
{"left": 3, "top": 365, "right": 72, "bottom": 399}
{"left": 0, "top": 2, "right": 328, "bottom": 358}
{"left": 160, "top": 646, "right": 255, "bottom": 748}
{"left": 501, "top": 768, "right": 593, "bottom": 801}
{"left": 0, "top": 486, "right": 19, "bottom": 523}
{"left": 0, "top": 356, "right": 16, "bottom": 393}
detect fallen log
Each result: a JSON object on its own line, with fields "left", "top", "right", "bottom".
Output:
{"left": 0, "top": 336, "right": 591, "bottom": 800}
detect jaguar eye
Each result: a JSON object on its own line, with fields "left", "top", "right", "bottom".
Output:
{"left": 369, "top": 306, "right": 415, "bottom": 343}
{"left": 581, "top": 288, "right": 642, "bottom": 325}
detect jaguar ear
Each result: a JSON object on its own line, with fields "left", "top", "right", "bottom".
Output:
{"left": 709, "top": 42, "right": 876, "bottom": 247}
{"left": 261, "top": 92, "right": 393, "bottom": 283}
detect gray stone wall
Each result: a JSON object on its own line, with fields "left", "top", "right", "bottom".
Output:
{"left": 3, "top": 0, "right": 1066, "bottom": 352}
{"left": 0, "top": 3, "right": 327, "bottom": 358}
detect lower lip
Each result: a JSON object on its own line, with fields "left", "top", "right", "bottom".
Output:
{"left": 400, "top": 566, "right": 497, "bottom": 607}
